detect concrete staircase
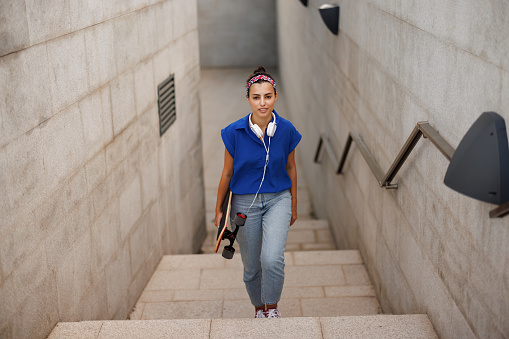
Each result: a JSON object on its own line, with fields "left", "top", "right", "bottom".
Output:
{"left": 47, "top": 69, "right": 438, "bottom": 338}
{"left": 48, "top": 246, "right": 437, "bottom": 338}
{"left": 129, "top": 249, "right": 379, "bottom": 320}
{"left": 47, "top": 246, "right": 438, "bottom": 338}
{"left": 47, "top": 221, "right": 438, "bottom": 338}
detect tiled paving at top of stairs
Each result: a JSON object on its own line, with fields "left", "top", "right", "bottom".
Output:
{"left": 48, "top": 315, "right": 438, "bottom": 339}
{"left": 128, "top": 250, "right": 380, "bottom": 320}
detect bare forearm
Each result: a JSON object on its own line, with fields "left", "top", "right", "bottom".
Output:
{"left": 215, "top": 148, "right": 234, "bottom": 226}
{"left": 286, "top": 150, "right": 298, "bottom": 225}
{"left": 216, "top": 172, "right": 232, "bottom": 213}
{"left": 288, "top": 167, "right": 297, "bottom": 207}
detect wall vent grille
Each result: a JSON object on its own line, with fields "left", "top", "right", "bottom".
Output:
{"left": 157, "top": 74, "right": 176, "bottom": 136}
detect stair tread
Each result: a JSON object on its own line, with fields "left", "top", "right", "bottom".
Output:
{"left": 48, "top": 315, "right": 438, "bottom": 339}
{"left": 127, "top": 250, "right": 382, "bottom": 321}
{"left": 161, "top": 250, "right": 361, "bottom": 268}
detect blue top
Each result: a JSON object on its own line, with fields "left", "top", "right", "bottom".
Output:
{"left": 221, "top": 111, "right": 302, "bottom": 195}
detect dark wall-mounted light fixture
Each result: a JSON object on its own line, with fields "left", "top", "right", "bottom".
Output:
{"left": 319, "top": 4, "right": 340, "bottom": 35}
{"left": 299, "top": 0, "right": 308, "bottom": 7}
{"left": 444, "top": 112, "right": 509, "bottom": 205}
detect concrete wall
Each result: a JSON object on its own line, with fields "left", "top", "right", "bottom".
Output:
{"left": 198, "top": 0, "right": 277, "bottom": 68}
{"left": 0, "top": 1, "right": 205, "bottom": 338}
{"left": 277, "top": 1, "right": 509, "bottom": 338}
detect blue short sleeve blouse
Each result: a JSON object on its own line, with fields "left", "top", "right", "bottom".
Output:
{"left": 221, "top": 111, "right": 302, "bottom": 195}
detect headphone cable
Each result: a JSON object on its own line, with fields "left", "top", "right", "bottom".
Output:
{"left": 247, "top": 136, "right": 270, "bottom": 215}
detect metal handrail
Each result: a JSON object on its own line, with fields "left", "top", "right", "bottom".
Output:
{"left": 316, "top": 122, "right": 453, "bottom": 189}
{"left": 314, "top": 121, "right": 506, "bottom": 218}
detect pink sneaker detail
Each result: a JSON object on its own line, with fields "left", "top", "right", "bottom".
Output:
{"left": 266, "top": 308, "right": 281, "bottom": 318}
{"left": 255, "top": 309, "right": 266, "bottom": 318}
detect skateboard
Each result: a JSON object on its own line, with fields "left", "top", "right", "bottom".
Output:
{"left": 214, "top": 189, "right": 247, "bottom": 259}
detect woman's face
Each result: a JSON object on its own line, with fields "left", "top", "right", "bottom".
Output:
{"left": 247, "top": 82, "right": 277, "bottom": 122}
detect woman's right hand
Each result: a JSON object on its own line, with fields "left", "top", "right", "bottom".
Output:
{"left": 214, "top": 211, "right": 223, "bottom": 228}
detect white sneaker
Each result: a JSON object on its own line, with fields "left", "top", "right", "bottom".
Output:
{"left": 266, "top": 308, "right": 281, "bottom": 318}
{"left": 255, "top": 309, "right": 266, "bottom": 318}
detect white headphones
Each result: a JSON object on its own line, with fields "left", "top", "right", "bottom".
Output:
{"left": 249, "top": 112, "right": 277, "bottom": 139}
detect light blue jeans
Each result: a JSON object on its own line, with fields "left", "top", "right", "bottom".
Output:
{"left": 230, "top": 189, "right": 292, "bottom": 307}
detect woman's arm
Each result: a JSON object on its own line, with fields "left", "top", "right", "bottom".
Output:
{"left": 215, "top": 148, "right": 234, "bottom": 227}
{"left": 286, "top": 149, "right": 297, "bottom": 226}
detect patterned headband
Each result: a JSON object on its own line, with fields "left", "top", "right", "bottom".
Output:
{"left": 246, "top": 75, "right": 277, "bottom": 94}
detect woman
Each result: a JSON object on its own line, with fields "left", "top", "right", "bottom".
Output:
{"left": 214, "top": 67, "right": 302, "bottom": 318}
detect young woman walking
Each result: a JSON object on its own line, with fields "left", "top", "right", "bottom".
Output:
{"left": 215, "top": 67, "right": 301, "bottom": 318}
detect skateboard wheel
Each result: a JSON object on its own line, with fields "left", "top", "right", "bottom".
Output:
{"left": 222, "top": 246, "right": 235, "bottom": 259}
{"left": 234, "top": 213, "right": 247, "bottom": 226}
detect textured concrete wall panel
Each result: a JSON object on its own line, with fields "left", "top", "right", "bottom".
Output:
{"left": 137, "top": 7, "right": 160, "bottom": 61}
{"left": 41, "top": 104, "right": 86, "bottom": 189}
{"left": 69, "top": 0, "right": 105, "bottom": 32}
{"left": 370, "top": 0, "right": 509, "bottom": 72}
{"left": 174, "top": 0, "right": 197, "bottom": 40}
{"left": 102, "top": 0, "right": 147, "bottom": 23}
{"left": 47, "top": 32, "right": 89, "bottom": 114}
{"left": 105, "top": 242, "right": 132, "bottom": 319}
{"left": 26, "top": 0, "right": 71, "bottom": 45}
{"left": 114, "top": 13, "right": 141, "bottom": 75}
{"left": 80, "top": 90, "right": 106, "bottom": 159}
{"left": 155, "top": 0, "right": 174, "bottom": 49}
{"left": 140, "top": 152, "right": 160, "bottom": 210}
{"left": 90, "top": 201, "right": 121, "bottom": 276}
{"left": 12, "top": 273, "right": 60, "bottom": 339}
{"left": 137, "top": 105, "right": 160, "bottom": 165}
{"left": 0, "top": 1, "right": 205, "bottom": 337}
{"left": 134, "top": 60, "right": 156, "bottom": 116}
{"left": 0, "top": 44, "right": 52, "bottom": 148}
{"left": 110, "top": 71, "right": 137, "bottom": 136}
{"left": 0, "top": 131, "right": 44, "bottom": 231}
{"left": 0, "top": 2, "right": 30, "bottom": 57}
{"left": 119, "top": 177, "right": 142, "bottom": 242}
{"left": 84, "top": 21, "right": 118, "bottom": 91}
{"left": 277, "top": 0, "right": 508, "bottom": 338}
{"left": 129, "top": 215, "right": 150, "bottom": 280}
{"left": 172, "top": 31, "right": 200, "bottom": 83}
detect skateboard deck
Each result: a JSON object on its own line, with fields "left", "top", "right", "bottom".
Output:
{"left": 214, "top": 189, "right": 232, "bottom": 253}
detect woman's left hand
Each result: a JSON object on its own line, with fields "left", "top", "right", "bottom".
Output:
{"left": 290, "top": 209, "right": 297, "bottom": 226}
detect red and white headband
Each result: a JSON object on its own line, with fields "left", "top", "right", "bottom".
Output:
{"left": 246, "top": 75, "right": 277, "bottom": 94}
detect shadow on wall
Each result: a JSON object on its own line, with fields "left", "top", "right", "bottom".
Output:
{"left": 197, "top": 0, "right": 278, "bottom": 68}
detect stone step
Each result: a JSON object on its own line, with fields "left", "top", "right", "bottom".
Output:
{"left": 201, "top": 218, "right": 336, "bottom": 254}
{"left": 48, "top": 315, "right": 438, "bottom": 338}
{"left": 129, "top": 251, "right": 377, "bottom": 320}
